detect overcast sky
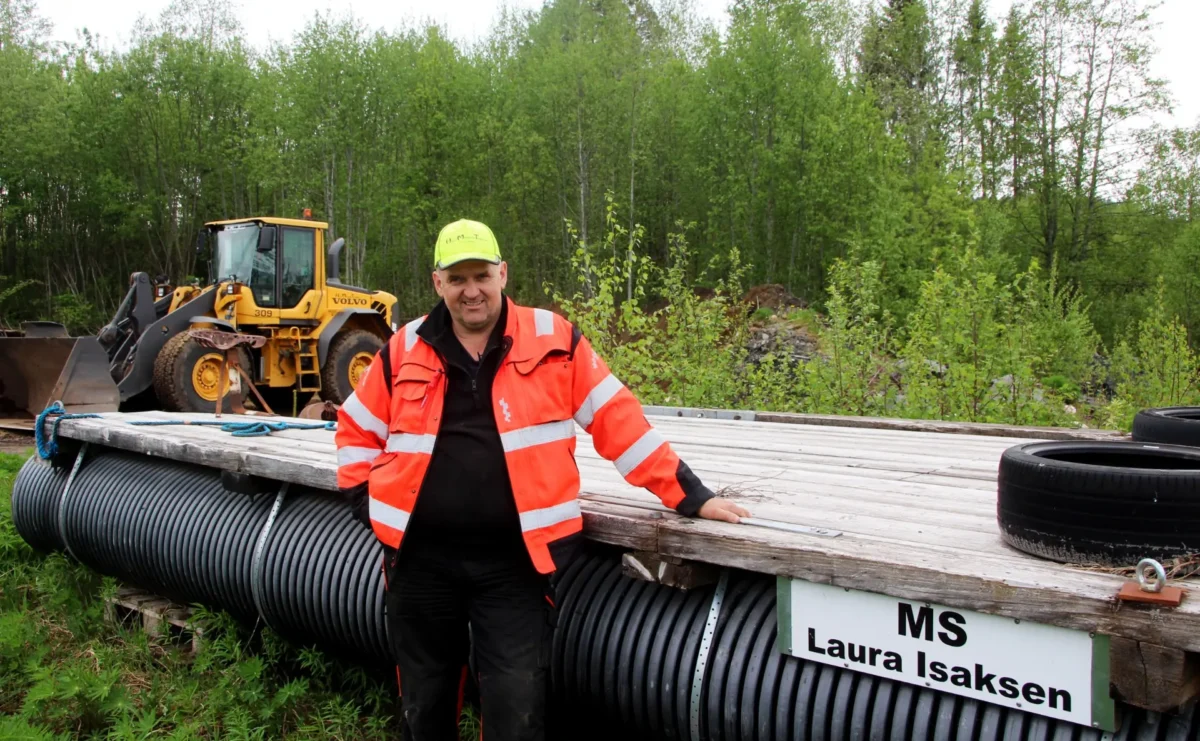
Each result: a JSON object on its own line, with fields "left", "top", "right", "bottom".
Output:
{"left": 31, "top": 0, "right": 1200, "bottom": 129}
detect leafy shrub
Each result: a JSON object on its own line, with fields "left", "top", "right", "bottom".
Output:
{"left": 655, "top": 230, "right": 752, "bottom": 408}
{"left": 548, "top": 192, "right": 759, "bottom": 410}
{"left": 548, "top": 197, "right": 1115, "bottom": 428}
{"left": 50, "top": 293, "right": 107, "bottom": 335}
{"left": 892, "top": 248, "right": 1084, "bottom": 426}
{"left": 1104, "top": 279, "right": 1200, "bottom": 430}
{"left": 1042, "top": 374, "right": 1082, "bottom": 402}
{"left": 804, "top": 258, "right": 896, "bottom": 417}
{"left": 0, "top": 276, "right": 41, "bottom": 327}
{"left": 1011, "top": 259, "right": 1101, "bottom": 385}
{"left": 750, "top": 307, "right": 774, "bottom": 322}
{"left": 550, "top": 193, "right": 661, "bottom": 395}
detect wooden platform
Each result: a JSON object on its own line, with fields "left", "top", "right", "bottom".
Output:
{"left": 104, "top": 585, "right": 204, "bottom": 653}
{"left": 49, "top": 409, "right": 1200, "bottom": 656}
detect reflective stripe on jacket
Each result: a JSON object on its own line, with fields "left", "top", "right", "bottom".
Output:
{"left": 334, "top": 296, "right": 714, "bottom": 574}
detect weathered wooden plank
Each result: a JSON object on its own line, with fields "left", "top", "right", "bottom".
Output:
{"left": 579, "top": 500, "right": 661, "bottom": 552}
{"left": 586, "top": 443, "right": 980, "bottom": 481}
{"left": 58, "top": 416, "right": 337, "bottom": 491}
{"left": 639, "top": 427, "right": 1020, "bottom": 464}
{"left": 108, "top": 410, "right": 1023, "bottom": 475}
{"left": 1109, "top": 638, "right": 1200, "bottom": 712}
{"left": 118, "top": 407, "right": 1078, "bottom": 455}
{"left": 578, "top": 443, "right": 1003, "bottom": 488}
{"left": 635, "top": 441, "right": 1012, "bottom": 479}
{"left": 898, "top": 473, "right": 998, "bottom": 491}
{"left": 751, "top": 410, "right": 1126, "bottom": 441}
{"left": 74, "top": 414, "right": 1010, "bottom": 505}
{"left": 658, "top": 415, "right": 1037, "bottom": 447}
{"left": 578, "top": 491, "right": 1011, "bottom": 557}
{"left": 574, "top": 456, "right": 1000, "bottom": 513}
{"left": 648, "top": 412, "right": 1048, "bottom": 448}
{"left": 71, "top": 416, "right": 1009, "bottom": 552}
{"left": 109, "top": 420, "right": 334, "bottom": 461}
{"left": 577, "top": 479, "right": 1004, "bottom": 546}
{"left": 118, "top": 411, "right": 337, "bottom": 455}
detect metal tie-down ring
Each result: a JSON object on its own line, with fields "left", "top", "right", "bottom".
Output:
{"left": 1136, "top": 558, "right": 1167, "bottom": 594}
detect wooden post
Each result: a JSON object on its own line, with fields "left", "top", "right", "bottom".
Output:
{"left": 1110, "top": 637, "right": 1200, "bottom": 713}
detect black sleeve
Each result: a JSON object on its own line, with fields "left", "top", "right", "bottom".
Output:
{"left": 673, "top": 460, "right": 717, "bottom": 517}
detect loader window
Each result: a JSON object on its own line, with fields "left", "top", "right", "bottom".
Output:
{"left": 215, "top": 223, "right": 277, "bottom": 307}
{"left": 281, "top": 227, "right": 315, "bottom": 308}
{"left": 215, "top": 225, "right": 258, "bottom": 285}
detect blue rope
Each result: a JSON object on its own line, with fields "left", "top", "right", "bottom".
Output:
{"left": 35, "top": 400, "right": 102, "bottom": 458}
{"left": 35, "top": 401, "right": 336, "bottom": 459}
{"left": 127, "top": 418, "right": 337, "bottom": 437}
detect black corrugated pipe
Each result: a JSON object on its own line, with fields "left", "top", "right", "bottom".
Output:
{"left": 10, "top": 451, "right": 69, "bottom": 553}
{"left": 553, "top": 554, "right": 1199, "bottom": 741}
{"left": 10, "top": 450, "right": 1200, "bottom": 740}
{"left": 11, "top": 449, "right": 389, "bottom": 669}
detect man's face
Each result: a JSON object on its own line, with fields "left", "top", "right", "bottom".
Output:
{"left": 432, "top": 260, "right": 507, "bottom": 332}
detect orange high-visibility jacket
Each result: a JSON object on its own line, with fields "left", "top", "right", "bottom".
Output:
{"left": 334, "top": 296, "right": 714, "bottom": 574}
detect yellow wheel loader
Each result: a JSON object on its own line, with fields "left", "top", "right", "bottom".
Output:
{"left": 0, "top": 215, "right": 400, "bottom": 426}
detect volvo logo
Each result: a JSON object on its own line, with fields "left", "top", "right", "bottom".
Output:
{"left": 333, "top": 295, "right": 369, "bottom": 306}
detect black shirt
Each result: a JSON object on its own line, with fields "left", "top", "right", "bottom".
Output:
{"left": 401, "top": 298, "right": 526, "bottom": 556}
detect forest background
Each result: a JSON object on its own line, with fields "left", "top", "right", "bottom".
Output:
{"left": 2, "top": 0, "right": 1199, "bottom": 429}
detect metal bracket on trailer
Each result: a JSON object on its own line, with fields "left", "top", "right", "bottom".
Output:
{"left": 1117, "top": 558, "right": 1184, "bottom": 608}
{"left": 741, "top": 516, "right": 842, "bottom": 538}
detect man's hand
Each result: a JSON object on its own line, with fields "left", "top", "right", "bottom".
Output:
{"left": 698, "top": 497, "right": 751, "bottom": 523}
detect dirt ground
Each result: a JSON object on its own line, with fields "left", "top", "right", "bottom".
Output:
{"left": 0, "top": 430, "right": 34, "bottom": 456}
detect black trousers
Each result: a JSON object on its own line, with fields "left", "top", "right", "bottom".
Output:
{"left": 384, "top": 543, "right": 557, "bottom": 741}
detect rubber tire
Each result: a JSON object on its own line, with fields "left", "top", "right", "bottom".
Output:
{"left": 320, "top": 329, "right": 384, "bottom": 405}
{"left": 997, "top": 440, "right": 1200, "bottom": 565}
{"left": 152, "top": 333, "right": 250, "bottom": 413}
{"left": 1132, "top": 407, "right": 1200, "bottom": 447}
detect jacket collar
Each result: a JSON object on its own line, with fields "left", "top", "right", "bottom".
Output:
{"left": 414, "top": 295, "right": 567, "bottom": 365}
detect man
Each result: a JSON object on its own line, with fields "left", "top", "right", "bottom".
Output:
{"left": 334, "top": 219, "right": 749, "bottom": 741}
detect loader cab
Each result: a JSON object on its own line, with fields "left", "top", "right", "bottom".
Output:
{"left": 205, "top": 218, "right": 323, "bottom": 316}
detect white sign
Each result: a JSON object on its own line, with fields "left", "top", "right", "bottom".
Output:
{"left": 778, "top": 578, "right": 1114, "bottom": 731}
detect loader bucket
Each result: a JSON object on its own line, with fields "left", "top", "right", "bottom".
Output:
{"left": 0, "top": 335, "right": 120, "bottom": 426}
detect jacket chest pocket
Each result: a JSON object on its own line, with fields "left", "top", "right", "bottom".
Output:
{"left": 510, "top": 352, "right": 574, "bottom": 424}
{"left": 390, "top": 362, "right": 441, "bottom": 432}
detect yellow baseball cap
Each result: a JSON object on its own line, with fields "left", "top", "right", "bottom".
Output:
{"left": 433, "top": 219, "right": 502, "bottom": 269}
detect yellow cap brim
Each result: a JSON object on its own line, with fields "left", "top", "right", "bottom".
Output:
{"left": 435, "top": 252, "right": 502, "bottom": 270}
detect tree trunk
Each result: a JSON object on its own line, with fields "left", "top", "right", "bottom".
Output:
{"left": 627, "top": 79, "right": 639, "bottom": 304}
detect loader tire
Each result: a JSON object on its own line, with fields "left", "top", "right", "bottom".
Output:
{"left": 153, "top": 333, "right": 251, "bottom": 413}
{"left": 321, "top": 330, "right": 384, "bottom": 405}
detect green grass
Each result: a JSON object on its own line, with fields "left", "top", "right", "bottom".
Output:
{"left": 0, "top": 450, "right": 491, "bottom": 740}
{"left": 750, "top": 306, "right": 775, "bottom": 323}
{"left": 783, "top": 308, "right": 820, "bottom": 336}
